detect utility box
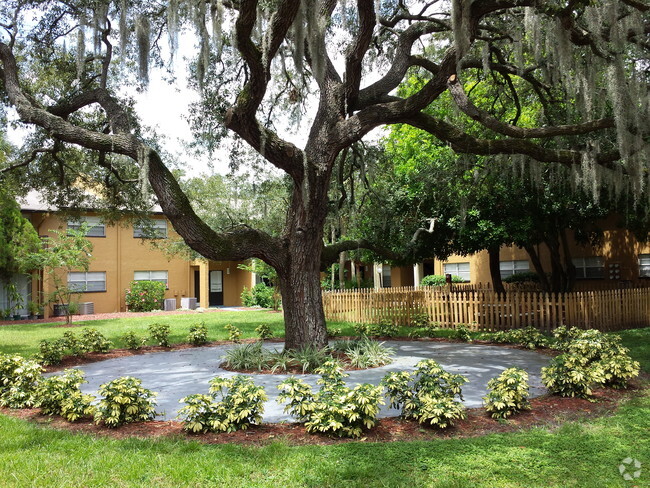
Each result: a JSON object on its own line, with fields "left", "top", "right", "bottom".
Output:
{"left": 163, "top": 298, "right": 177, "bottom": 311}
{"left": 181, "top": 297, "right": 197, "bottom": 310}
{"left": 78, "top": 302, "right": 94, "bottom": 315}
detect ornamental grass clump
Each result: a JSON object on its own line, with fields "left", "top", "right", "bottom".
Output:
{"left": 178, "top": 375, "right": 267, "bottom": 433}
{"left": 382, "top": 359, "right": 468, "bottom": 428}
{"left": 278, "top": 360, "right": 384, "bottom": 438}
{"left": 223, "top": 342, "right": 270, "bottom": 371}
{"left": 35, "top": 369, "right": 96, "bottom": 422}
{"left": 483, "top": 367, "right": 531, "bottom": 419}
{"left": 187, "top": 322, "right": 209, "bottom": 345}
{"left": 94, "top": 376, "right": 159, "bottom": 427}
{"left": 0, "top": 354, "right": 43, "bottom": 408}
{"left": 332, "top": 337, "right": 394, "bottom": 369}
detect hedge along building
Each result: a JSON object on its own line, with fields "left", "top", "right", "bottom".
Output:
{"left": 16, "top": 192, "right": 255, "bottom": 318}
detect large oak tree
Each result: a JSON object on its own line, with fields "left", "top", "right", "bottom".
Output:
{"left": 0, "top": 0, "right": 648, "bottom": 349}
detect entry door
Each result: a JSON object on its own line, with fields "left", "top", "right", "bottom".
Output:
{"left": 209, "top": 270, "right": 223, "bottom": 306}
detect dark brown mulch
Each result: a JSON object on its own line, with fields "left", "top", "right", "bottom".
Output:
{"left": 1, "top": 383, "right": 641, "bottom": 446}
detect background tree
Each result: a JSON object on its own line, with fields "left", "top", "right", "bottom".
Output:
{"left": 1, "top": 1, "right": 648, "bottom": 348}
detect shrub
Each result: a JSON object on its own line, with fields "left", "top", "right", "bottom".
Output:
{"left": 483, "top": 367, "right": 530, "bottom": 419}
{"left": 290, "top": 345, "right": 330, "bottom": 373}
{"left": 188, "top": 322, "right": 209, "bottom": 345}
{"left": 598, "top": 349, "right": 640, "bottom": 388}
{"left": 94, "top": 376, "right": 159, "bottom": 427}
{"left": 450, "top": 324, "right": 472, "bottom": 342}
{"left": 278, "top": 360, "right": 384, "bottom": 438}
{"left": 35, "top": 339, "right": 66, "bottom": 365}
{"left": 61, "top": 331, "right": 86, "bottom": 356}
{"left": 121, "top": 331, "right": 143, "bottom": 350}
{"left": 178, "top": 375, "right": 267, "bottom": 433}
{"left": 35, "top": 369, "right": 96, "bottom": 421}
{"left": 223, "top": 342, "right": 269, "bottom": 371}
{"left": 240, "top": 283, "right": 274, "bottom": 308}
{"left": 327, "top": 327, "right": 343, "bottom": 337}
{"left": 336, "top": 337, "right": 394, "bottom": 369}
{"left": 147, "top": 323, "right": 171, "bottom": 347}
{"left": 382, "top": 359, "right": 468, "bottom": 428}
{"left": 503, "top": 271, "right": 540, "bottom": 284}
{"left": 541, "top": 353, "right": 604, "bottom": 398}
{"left": 255, "top": 323, "right": 273, "bottom": 341}
{"left": 354, "top": 319, "right": 398, "bottom": 338}
{"left": 125, "top": 280, "right": 166, "bottom": 312}
{"left": 493, "top": 327, "right": 550, "bottom": 349}
{"left": 79, "top": 328, "right": 112, "bottom": 353}
{"left": 224, "top": 323, "right": 242, "bottom": 343}
{"left": 0, "top": 354, "right": 43, "bottom": 408}
{"left": 420, "top": 275, "right": 465, "bottom": 287}
{"left": 410, "top": 312, "right": 430, "bottom": 328}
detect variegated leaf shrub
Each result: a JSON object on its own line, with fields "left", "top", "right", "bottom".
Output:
{"left": 178, "top": 375, "right": 267, "bottom": 433}
{"left": 0, "top": 354, "right": 43, "bottom": 408}
{"left": 382, "top": 359, "right": 468, "bottom": 428}
{"left": 94, "top": 376, "right": 159, "bottom": 427}
{"left": 483, "top": 367, "right": 530, "bottom": 419}
{"left": 278, "top": 360, "right": 384, "bottom": 438}
{"left": 35, "top": 369, "right": 96, "bottom": 421}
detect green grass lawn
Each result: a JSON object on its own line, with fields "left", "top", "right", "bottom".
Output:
{"left": 0, "top": 315, "right": 648, "bottom": 487}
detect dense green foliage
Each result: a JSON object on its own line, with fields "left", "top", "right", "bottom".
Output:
{"left": 125, "top": 281, "right": 166, "bottom": 312}
{"left": 223, "top": 323, "right": 242, "bottom": 343}
{"left": 187, "top": 322, "right": 208, "bottom": 345}
{"left": 147, "top": 323, "right": 171, "bottom": 347}
{"left": 278, "top": 361, "right": 384, "bottom": 438}
{"left": 120, "top": 331, "right": 143, "bottom": 350}
{"left": 493, "top": 327, "right": 551, "bottom": 350}
{"left": 241, "top": 283, "right": 276, "bottom": 309}
{"left": 382, "top": 359, "right": 468, "bottom": 428}
{"left": 0, "top": 354, "right": 42, "bottom": 408}
{"left": 94, "top": 376, "right": 158, "bottom": 427}
{"left": 0, "top": 191, "right": 40, "bottom": 282}
{"left": 484, "top": 368, "right": 531, "bottom": 419}
{"left": 420, "top": 275, "right": 465, "bottom": 286}
{"left": 35, "top": 369, "right": 96, "bottom": 422}
{"left": 178, "top": 375, "right": 267, "bottom": 433}
{"left": 255, "top": 323, "right": 274, "bottom": 341}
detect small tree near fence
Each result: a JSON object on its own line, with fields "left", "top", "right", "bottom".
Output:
{"left": 125, "top": 281, "right": 166, "bottom": 312}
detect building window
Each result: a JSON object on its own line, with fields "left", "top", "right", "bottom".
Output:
{"left": 67, "top": 216, "right": 105, "bottom": 237}
{"left": 443, "top": 262, "right": 470, "bottom": 282}
{"left": 381, "top": 265, "right": 392, "bottom": 288}
{"left": 133, "top": 219, "right": 167, "bottom": 238}
{"left": 572, "top": 257, "right": 604, "bottom": 279}
{"left": 499, "top": 260, "right": 530, "bottom": 279}
{"left": 639, "top": 254, "right": 650, "bottom": 278}
{"left": 68, "top": 272, "right": 106, "bottom": 292}
{"left": 134, "top": 270, "right": 169, "bottom": 287}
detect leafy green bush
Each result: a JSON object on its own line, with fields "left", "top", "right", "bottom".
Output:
{"left": 224, "top": 323, "right": 242, "bottom": 343}
{"left": 410, "top": 312, "right": 430, "bottom": 328}
{"left": 354, "top": 319, "right": 398, "bottom": 338}
{"left": 120, "top": 331, "right": 143, "bottom": 350}
{"left": 0, "top": 354, "right": 43, "bottom": 408}
{"left": 493, "top": 326, "right": 550, "bottom": 349}
{"left": 35, "top": 369, "right": 96, "bottom": 421}
{"left": 541, "top": 353, "right": 604, "bottom": 398}
{"left": 327, "top": 327, "right": 343, "bottom": 337}
{"left": 94, "top": 376, "right": 159, "bottom": 427}
{"left": 147, "top": 323, "right": 171, "bottom": 347}
{"left": 79, "top": 328, "right": 112, "bottom": 353}
{"left": 240, "top": 283, "right": 274, "bottom": 308}
{"left": 178, "top": 375, "right": 267, "bottom": 433}
{"left": 503, "top": 271, "right": 540, "bottom": 284}
{"left": 420, "top": 275, "right": 465, "bottom": 286}
{"left": 255, "top": 323, "right": 273, "bottom": 341}
{"left": 483, "top": 367, "right": 530, "bottom": 419}
{"left": 382, "top": 359, "right": 468, "bottom": 428}
{"left": 598, "top": 349, "right": 640, "bottom": 388}
{"left": 125, "top": 280, "right": 166, "bottom": 312}
{"left": 278, "top": 360, "right": 384, "bottom": 438}
{"left": 450, "top": 324, "right": 472, "bottom": 342}
{"left": 60, "top": 331, "right": 86, "bottom": 356}
{"left": 35, "top": 339, "right": 66, "bottom": 365}
{"left": 188, "top": 322, "right": 209, "bottom": 345}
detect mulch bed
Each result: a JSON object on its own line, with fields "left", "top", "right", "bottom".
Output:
{"left": 0, "top": 383, "right": 642, "bottom": 446}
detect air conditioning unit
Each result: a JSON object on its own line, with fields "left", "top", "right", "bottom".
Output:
{"left": 78, "top": 302, "right": 94, "bottom": 315}
{"left": 181, "top": 297, "right": 197, "bottom": 310}
{"left": 163, "top": 298, "right": 177, "bottom": 311}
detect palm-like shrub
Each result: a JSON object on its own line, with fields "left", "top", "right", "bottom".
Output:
{"left": 35, "top": 369, "right": 96, "bottom": 421}
{"left": 94, "top": 376, "right": 159, "bottom": 427}
{"left": 483, "top": 367, "right": 530, "bottom": 419}
{"left": 0, "top": 354, "right": 42, "bottom": 408}
{"left": 187, "top": 322, "right": 209, "bottom": 345}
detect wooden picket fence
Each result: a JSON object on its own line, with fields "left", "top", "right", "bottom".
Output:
{"left": 322, "top": 286, "right": 650, "bottom": 332}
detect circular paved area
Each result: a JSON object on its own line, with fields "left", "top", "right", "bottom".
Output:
{"left": 68, "top": 341, "right": 551, "bottom": 422}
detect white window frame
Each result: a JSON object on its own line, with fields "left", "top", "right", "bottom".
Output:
{"left": 572, "top": 257, "right": 604, "bottom": 279}
{"left": 499, "top": 260, "right": 530, "bottom": 279}
{"left": 639, "top": 254, "right": 650, "bottom": 278}
{"left": 134, "top": 270, "right": 169, "bottom": 288}
{"left": 133, "top": 219, "right": 168, "bottom": 238}
{"left": 68, "top": 272, "right": 106, "bottom": 292}
{"left": 443, "top": 262, "right": 470, "bottom": 282}
{"left": 67, "top": 216, "right": 105, "bottom": 237}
